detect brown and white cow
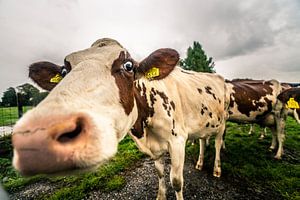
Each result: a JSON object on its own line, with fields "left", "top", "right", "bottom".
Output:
{"left": 275, "top": 87, "right": 300, "bottom": 143}
{"left": 225, "top": 79, "right": 286, "bottom": 158}
{"left": 12, "top": 38, "right": 228, "bottom": 200}
{"left": 248, "top": 83, "right": 299, "bottom": 139}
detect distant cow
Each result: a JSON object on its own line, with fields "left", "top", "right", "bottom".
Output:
{"left": 248, "top": 83, "right": 299, "bottom": 139}
{"left": 12, "top": 38, "right": 228, "bottom": 199}
{"left": 225, "top": 79, "right": 286, "bottom": 158}
{"left": 275, "top": 87, "right": 300, "bottom": 146}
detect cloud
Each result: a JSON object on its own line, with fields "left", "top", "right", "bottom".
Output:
{"left": 0, "top": 0, "right": 300, "bottom": 96}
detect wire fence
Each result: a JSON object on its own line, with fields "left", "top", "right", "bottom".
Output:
{"left": 0, "top": 97, "right": 32, "bottom": 137}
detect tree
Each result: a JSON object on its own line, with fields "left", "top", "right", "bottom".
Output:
{"left": 16, "top": 83, "right": 40, "bottom": 106}
{"left": 16, "top": 83, "right": 49, "bottom": 106}
{"left": 1, "top": 87, "right": 17, "bottom": 107}
{"left": 180, "top": 41, "right": 216, "bottom": 73}
{"left": 31, "top": 91, "right": 49, "bottom": 106}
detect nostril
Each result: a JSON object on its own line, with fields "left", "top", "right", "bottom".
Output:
{"left": 57, "top": 119, "right": 83, "bottom": 143}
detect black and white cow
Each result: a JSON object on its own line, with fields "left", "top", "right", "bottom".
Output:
{"left": 12, "top": 38, "right": 229, "bottom": 199}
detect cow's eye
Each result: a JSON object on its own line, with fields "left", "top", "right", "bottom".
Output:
{"left": 61, "top": 68, "right": 68, "bottom": 77}
{"left": 123, "top": 61, "right": 134, "bottom": 72}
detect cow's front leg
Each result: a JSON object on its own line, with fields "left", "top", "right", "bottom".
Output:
{"left": 259, "top": 127, "right": 267, "bottom": 140}
{"left": 154, "top": 157, "right": 166, "bottom": 200}
{"left": 248, "top": 124, "right": 254, "bottom": 135}
{"left": 195, "top": 138, "right": 205, "bottom": 170}
{"left": 169, "top": 138, "right": 186, "bottom": 200}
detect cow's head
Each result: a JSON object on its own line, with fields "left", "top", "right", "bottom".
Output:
{"left": 12, "top": 38, "right": 179, "bottom": 176}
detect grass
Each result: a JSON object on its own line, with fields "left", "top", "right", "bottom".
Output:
{"left": 0, "top": 106, "right": 32, "bottom": 126}
{"left": 0, "top": 117, "right": 299, "bottom": 199}
{"left": 186, "top": 117, "right": 300, "bottom": 199}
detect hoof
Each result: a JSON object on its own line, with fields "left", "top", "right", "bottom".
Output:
{"left": 259, "top": 135, "right": 265, "bottom": 140}
{"left": 195, "top": 163, "right": 203, "bottom": 171}
{"left": 269, "top": 146, "right": 275, "bottom": 152}
{"left": 274, "top": 154, "right": 282, "bottom": 160}
{"left": 213, "top": 171, "right": 221, "bottom": 178}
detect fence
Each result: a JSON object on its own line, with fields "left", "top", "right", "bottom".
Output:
{"left": 0, "top": 94, "right": 32, "bottom": 136}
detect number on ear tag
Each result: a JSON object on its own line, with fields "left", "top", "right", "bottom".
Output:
{"left": 145, "top": 67, "right": 160, "bottom": 80}
{"left": 286, "top": 98, "right": 300, "bottom": 109}
{"left": 50, "top": 74, "right": 63, "bottom": 83}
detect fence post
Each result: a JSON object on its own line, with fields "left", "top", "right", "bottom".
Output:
{"left": 17, "top": 92, "right": 23, "bottom": 118}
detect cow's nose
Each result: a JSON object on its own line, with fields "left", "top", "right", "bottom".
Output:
{"left": 54, "top": 117, "right": 85, "bottom": 144}
{"left": 12, "top": 114, "right": 90, "bottom": 176}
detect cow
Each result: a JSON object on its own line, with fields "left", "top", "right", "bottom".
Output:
{"left": 12, "top": 38, "right": 228, "bottom": 200}
{"left": 224, "top": 79, "right": 285, "bottom": 158}
{"left": 223, "top": 79, "right": 299, "bottom": 159}
{"left": 275, "top": 87, "right": 300, "bottom": 145}
{"left": 244, "top": 83, "right": 300, "bottom": 149}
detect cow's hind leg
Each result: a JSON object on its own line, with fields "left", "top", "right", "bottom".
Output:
{"left": 275, "top": 119, "right": 285, "bottom": 159}
{"left": 269, "top": 127, "right": 277, "bottom": 151}
{"left": 169, "top": 138, "right": 186, "bottom": 200}
{"left": 154, "top": 157, "right": 166, "bottom": 200}
{"left": 195, "top": 138, "right": 205, "bottom": 170}
{"left": 213, "top": 125, "right": 225, "bottom": 177}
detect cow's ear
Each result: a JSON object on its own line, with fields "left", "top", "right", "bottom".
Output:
{"left": 135, "top": 48, "right": 179, "bottom": 80}
{"left": 29, "top": 62, "right": 64, "bottom": 91}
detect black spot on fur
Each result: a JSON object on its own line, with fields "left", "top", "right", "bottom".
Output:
{"left": 205, "top": 86, "right": 217, "bottom": 100}
{"left": 201, "top": 109, "right": 205, "bottom": 115}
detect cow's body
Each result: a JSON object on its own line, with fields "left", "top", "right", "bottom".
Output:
{"left": 225, "top": 79, "right": 298, "bottom": 159}
{"left": 131, "top": 69, "right": 228, "bottom": 198}
{"left": 225, "top": 79, "right": 283, "bottom": 157}
{"left": 12, "top": 38, "right": 227, "bottom": 200}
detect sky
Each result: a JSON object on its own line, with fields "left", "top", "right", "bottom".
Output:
{"left": 0, "top": 0, "right": 299, "bottom": 96}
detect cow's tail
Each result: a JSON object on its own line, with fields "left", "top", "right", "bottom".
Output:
{"left": 293, "top": 109, "right": 300, "bottom": 124}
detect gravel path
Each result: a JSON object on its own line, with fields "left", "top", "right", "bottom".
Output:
{"left": 10, "top": 155, "right": 284, "bottom": 200}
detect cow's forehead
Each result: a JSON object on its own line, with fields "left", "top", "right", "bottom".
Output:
{"left": 65, "top": 38, "right": 125, "bottom": 68}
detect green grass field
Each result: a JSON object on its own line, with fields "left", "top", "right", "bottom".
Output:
{"left": 0, "top": 106, "right": 32, "bottom": 126}
{"left": 0, "top": 117, "right": 299, "bottom": 199}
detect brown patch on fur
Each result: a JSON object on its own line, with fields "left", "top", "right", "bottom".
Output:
{"left": 111, "top": 51, "right": 137, "bottom": 115}
{"left": 228, "top": 80, "right": 274, "bottom": 117}
{"left": 156, "top": 90, "right": 172, "bottom": 117}
{"left": 277, "top": 87, "right": 300, "bottom": 103}
{"left": 137, "top": 48, "right": 179, "bottom": 80}
{"left": 197, "top": 88, "right": 203, "bottom": 94}
{"left": 29, "top": 61, "right": 63, "bottom": 91}
{"left": 131, "top": 83, "right": 152, "bottom": 138}
{"left": 171, "top": 119, "right": 177, "bottom": 136}
{"left": 170, "top": 101, "right": 175, "bottom": 111}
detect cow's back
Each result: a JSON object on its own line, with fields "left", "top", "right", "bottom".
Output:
{"left": 226, "top": 79, "right": 281, "bottom": 123}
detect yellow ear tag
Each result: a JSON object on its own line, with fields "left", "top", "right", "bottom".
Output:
{"left": 145, "top": 67, "right": 160, "bottom": 80}
{"left": 286, "top": 98, "right": 300, "bottom": 109}
{"left": 50, "top": 74, "right": 63, "bottom": 83}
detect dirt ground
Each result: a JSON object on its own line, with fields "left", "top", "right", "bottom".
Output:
{"left": 9, "top": 155, "right": 284, "bottom": 200}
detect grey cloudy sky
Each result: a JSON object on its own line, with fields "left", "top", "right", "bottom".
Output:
{"left": 0, "top": 0, "right": 300, "bottom": 96}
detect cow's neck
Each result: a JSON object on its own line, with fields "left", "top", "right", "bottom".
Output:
{"left": 131, "top": 80, "right": 153, "bottom": 138}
